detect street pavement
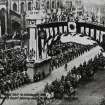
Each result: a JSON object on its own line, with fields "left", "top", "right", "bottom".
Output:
{"left": 1, "top": 46, "right": 102, "bottom": 105}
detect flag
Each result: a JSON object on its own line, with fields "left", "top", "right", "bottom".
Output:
{"left": 86, "top": 28, "right": 89, "bottom": 35}
{"left": 50, "top": 28, "right": 53, "bottom": 37}
{"left": 64, "top": 26, "right": 67, "bottom": 32}
{"left": 91, "top": 29, "right": 94, "bottom": 38}
{"left": 46, "top": 28, "right": 49, "bottom": 38}
{"left": 54, "top": 27, "right": 58, "bottom": 35}
{"left": 81, "top": 27, "right": 84, "bottom": 34}
{"left": 59, "top": 26, "right": 62, "bottom": 33}
{"left": 96, "top": 30, "right": 100, "bottom": 41}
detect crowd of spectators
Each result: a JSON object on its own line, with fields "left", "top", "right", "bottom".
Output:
{"left": 0, "top": 71, "right": 30, "bottom": 94}
{"left": 39, "top": 53, "right": 105, "bottom": 104}
{"left": 45, "top": 11, "right": 75, "bottom": 23}
{"left": 44, "top": 9, "right": 102, "bottom": 25}
{"left": 49, "top": 42, "right": 98, "bottom": 70}
{"left": 71, "top": 53, "right": 105, "bottom": 82}
{"left": 0, "top": 48, "right": 30, "bottom": 94}
{"left": 31, "top": 39, "right": 98, "bottom": 83}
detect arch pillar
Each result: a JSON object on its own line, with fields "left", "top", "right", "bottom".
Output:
{"left": 29, "top": 26, "right": 38, "bottom": 60}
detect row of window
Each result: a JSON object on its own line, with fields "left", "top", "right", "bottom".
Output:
{"left": 46, "top": 1, "right": 60, "bottom": 9}
{"left": 13, "top": 1, "right": 61, "bottom": 13}
{"left": 13, "top": 2, "right": 32, "bottom": 13}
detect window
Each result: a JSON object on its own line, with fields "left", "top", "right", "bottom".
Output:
{"left": 47, "top": 1, "right": 49, "bottom": 9}
{"left": 13, "top": 3, "right": 17, "bottom": 11}
{"left": 57, "top": 1, "right": 60, "bottom": 8}
{"left": 52, "top": 1, "right": 55, "bottom": 8}
{"left": 28, "top": 2, "right": 31, "bottom": 10}
{"left": 70, "top": 1, "right": 72, "bottom": 7}
{"left": 21, "top": 2, "right": 24, "bottom": 13}
{"left": 36, "top": 1, "right": 40, "bottom": 10}
{"left": 57, "top": 1, "right": 59, "bottom": 8}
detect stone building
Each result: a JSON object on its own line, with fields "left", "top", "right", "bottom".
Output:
{"left": 100, "top": 4, "right": 105, "bottom": 24}
{"left": 75, "top": 0, "right": 84, "bottom": 16}
{"left": 46, "top": 0, "right": 63, "bottom": 13}
{"left": 63, "top": 0, "right": 84, "bottom": 16}
{"left": 0, "top": 0, "right": 47, "bottom": 34}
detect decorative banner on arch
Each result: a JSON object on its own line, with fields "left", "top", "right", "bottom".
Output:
{"left": 54, "top": 27, "right": 58, "bottom": 35}
{"left": 50, "top": 27, "right": 53, "bottom": 37}
{"left": 100, "top": 31, "right": 105, "bottom": 42}
{"left": 47, "top": 38, "right": 53, "bottom": 46}
{"left": 86, "top": 28, "right": 89, "bottom": 35}
{"left": 59, "top": 26, "right": 63, "bottom": 33}
{"left": 81, "top": 27, "right": 84, "bottom": 34}
{"left": 54, "top": 35, "right": 58, "bottom": 42}
{"left": 64, "top": 26, "right": 68, "bottom": 32}
{"left": 46, "top": 28, "right": 50, "bottom": 38}
{"left": 68, "top": 22, "right": 76, "bottom": 33}
{"left": 96, "top": 30, "right": 100, "bottom": 41}
{"left": 91, "top": 29, "right": 94, "bottom": 38}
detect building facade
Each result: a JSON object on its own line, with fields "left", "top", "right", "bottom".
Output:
{"left": 46, "top": 0, "right": 62, "bottom": 9}
{"left": 100, "top": 4, "right": 105, "bottom": 24}
{"left": 8, "top": 0, "right": 35, "bottom": 14}
{"left": 63, "top": 0, "right": 84, "bottom": 17}
{"left": 75, "top": 0, "right": 84, "bottom": 16}
{"left": 0, "top": 0, "right": 46, "bottom": 34}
